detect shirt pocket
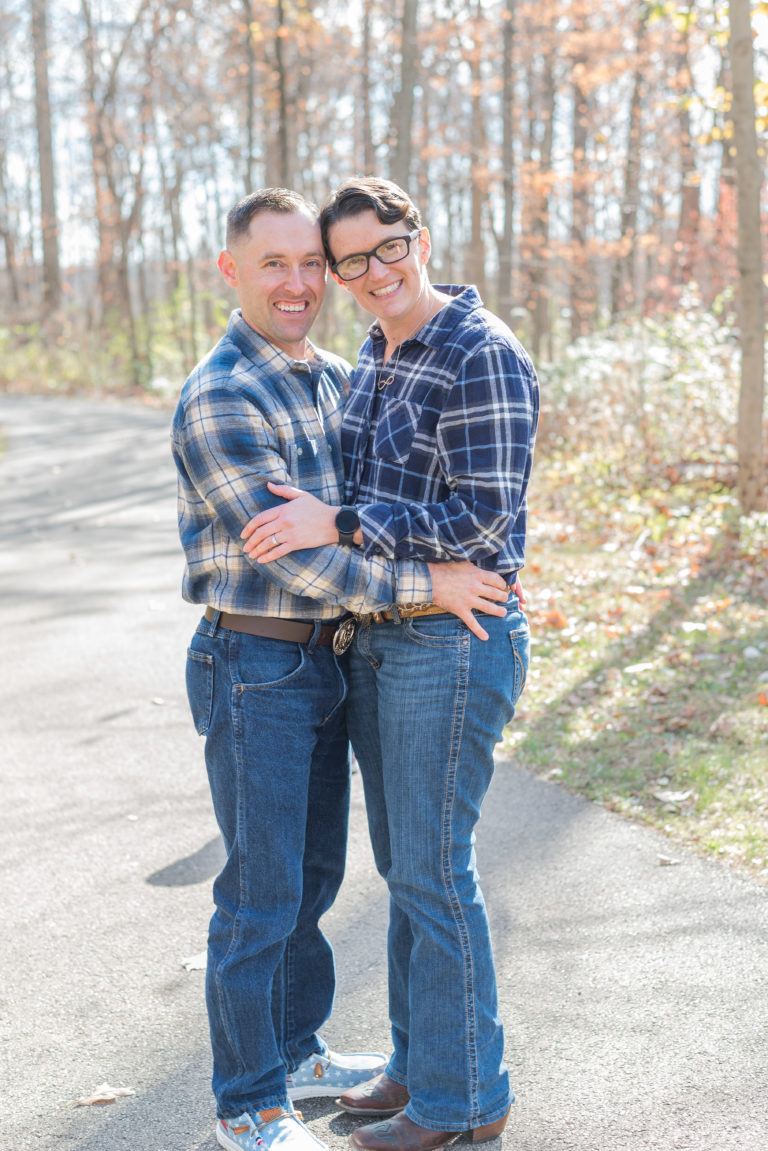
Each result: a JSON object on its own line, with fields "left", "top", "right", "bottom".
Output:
{"left": 286, "top": 433, "right": 319, "bottom": 476}
{"left": 374, "top": 399, "right": 422, "bottom": 463}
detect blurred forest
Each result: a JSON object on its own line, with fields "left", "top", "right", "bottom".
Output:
{"left": 1, "top": 0, "right": 766, "bottom": 508}
{"left": 3, "top": 1, "right": 767, "bottom": 865}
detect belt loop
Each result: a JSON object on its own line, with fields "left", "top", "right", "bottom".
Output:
{"left": 307, "top": 621, "right": 321, "bottom": 653}
{"left": 205, "top": 607, "right": 222, "bottom": 634}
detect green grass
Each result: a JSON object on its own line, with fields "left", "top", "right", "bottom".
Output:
{"left": 507, "top": 469, "right": 768, "bottom": 881}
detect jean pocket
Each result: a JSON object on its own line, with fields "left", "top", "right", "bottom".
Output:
{"left": 508, "top": 622, "right": 530, "bottom": 700}
{"left": 186, "top": 648, "right": 214, "bottom": 735}
{"left": 403, "top": 613, "right": 463, "bottom": 647}
{"left": 233, "top": 632, "right": 307, "bottom": 689}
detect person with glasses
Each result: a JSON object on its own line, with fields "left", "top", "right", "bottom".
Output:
{"left": 172, "top": 186, "right": 514, "bottom": 1151}
{"left": 241, "top": 177, "right": 539, "bottom": 1151}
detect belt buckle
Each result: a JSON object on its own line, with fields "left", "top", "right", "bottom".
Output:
{"left": 332, "top": 617, "right": 356, "bottom": 655}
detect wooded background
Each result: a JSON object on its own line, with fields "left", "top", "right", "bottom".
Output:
{"left": 1, "top": 0, "right": 766, "bottom": 506}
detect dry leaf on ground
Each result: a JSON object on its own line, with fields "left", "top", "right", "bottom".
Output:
{"left": 653, "top": 789, "right": 693, "bottom": 805}
{"left": 182, "top": 951, "right": 207, "bottom": 971}
{"left": 69, "top": 1083, "right": 136, "bottom": 1107}
{"left": 709, "top": 713, "right": 738, "bottom": 738}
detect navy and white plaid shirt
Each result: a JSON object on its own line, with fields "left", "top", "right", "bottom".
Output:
{"left": 171, "top": 310, "right": 431, "bottom": 619}
{"left": 342, "top": 285, "right": 539, "bottom": 577}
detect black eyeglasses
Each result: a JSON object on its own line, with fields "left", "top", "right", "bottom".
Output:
{"left": 330, "top": 229, "right": 422, "bottom": 282}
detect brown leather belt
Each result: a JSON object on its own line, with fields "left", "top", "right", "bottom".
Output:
{"left": 330, "top": 603, "right": 447, "bottom": 655}
{"left": 354, "top": 603, "right": 446, "bottom": 625}
{"left": 204, "top": 606, "right": 337, "bottom": 646}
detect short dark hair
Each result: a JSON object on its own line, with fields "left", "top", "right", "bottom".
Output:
{"left": 225, "top": 188, "right": 318, "bottom": 248}
{"left": 319, "top": 177, "right": 422, "bottom": 261}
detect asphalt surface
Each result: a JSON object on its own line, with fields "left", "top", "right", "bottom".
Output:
{"left": 1, "top": 392, "right": 766, "bottom": 1151}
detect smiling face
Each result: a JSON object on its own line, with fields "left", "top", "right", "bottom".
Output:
{"left": 327, "top": 210, "right": 432, "bottom": 336}
{"left": 217, "top": 208, "right": 326, "bottom": 358}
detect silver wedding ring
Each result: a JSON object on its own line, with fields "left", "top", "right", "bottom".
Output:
{"left": 272, "top": 533, "right": 279, "bottom": 546}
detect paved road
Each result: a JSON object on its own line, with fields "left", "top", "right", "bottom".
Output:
{"left": 1, "top": 393, "right": 766, "bottom": 1151}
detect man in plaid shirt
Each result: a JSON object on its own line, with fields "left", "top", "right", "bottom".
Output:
{"left": 172, "top": 188, "right": 510, "bottom": 1151}
{"left": 241, "top": 178, "right": 538, "bottom": 1151}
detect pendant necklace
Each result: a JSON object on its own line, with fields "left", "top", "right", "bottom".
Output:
{"left": 376, "top": 307, "right": 439, "bottom": 391}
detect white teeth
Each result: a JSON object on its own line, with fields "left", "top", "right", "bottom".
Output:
{"left": 276, "top": 303, "right": 306, "bottom": 312}
{"left": 373, "top": 281, "right": 400, "bottom": 297}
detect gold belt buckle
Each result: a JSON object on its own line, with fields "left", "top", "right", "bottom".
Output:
{"left": 332, "top": 617, "right": 356, "bottom": 655}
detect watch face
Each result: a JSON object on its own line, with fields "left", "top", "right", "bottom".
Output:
{"left": 336, "top": 507, "right": 359, "bottom": 535}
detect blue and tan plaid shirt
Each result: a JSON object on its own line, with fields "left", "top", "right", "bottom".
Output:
{"left": 171, "top": 310, "right": 431, "bottom": 619}
{"left": 342, "top": 285, "right": 539, "bottom": 577}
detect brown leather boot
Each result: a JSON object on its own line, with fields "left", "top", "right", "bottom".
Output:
{"left": 337, "top": 1071, "right": 410, "bottom": 1116}
{"left": 347, "top": 1108, "right": 511, "bottom": 1150}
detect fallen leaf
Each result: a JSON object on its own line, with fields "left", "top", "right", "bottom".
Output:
{"left": 665, "top": 714, "right": 692, "bottom": 731}
{"left": 70, "top": 1083, "right": 136, "bottom": 1107}
{"left": 709, "top": 713, "right": 738, "bottom": 738}
{"left": 760, "top": 692, "right": 768, "bottom": 707}
{"left": 182, "top": 951, "right": 207, "bottom": 971}
{"left": 653, "top": 789, "right": 692, "bottom": 805}
{"left": 658, "top": 855, "right": 682, "bottom": 867}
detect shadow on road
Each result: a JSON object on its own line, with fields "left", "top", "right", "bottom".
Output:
{"left": 146, "top": 837, "right": 226, "bottom": 887}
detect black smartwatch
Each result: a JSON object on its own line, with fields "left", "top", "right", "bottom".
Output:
{"left": 335, "top": 505, "right": 360, "bottom": 546}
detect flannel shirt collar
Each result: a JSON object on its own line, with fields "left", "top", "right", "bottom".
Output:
{"left": 226, "top": 308, "right": 327, "bottom": 379}
{"left": 365, "top": 284, "right": 482, "bottom": 351}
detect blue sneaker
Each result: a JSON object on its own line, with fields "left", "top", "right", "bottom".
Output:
{"left": 287, "top": 1049, "right": 387, "bottom": 1101}
{"left": 217, "top": 1106, "right": 327, "bottom": 1151}
{"left": 217, "top": 1112, "right": 264, "bottom": 1151}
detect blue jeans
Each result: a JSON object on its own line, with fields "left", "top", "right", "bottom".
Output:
{"left": 186, "top": 612, "right": 350, "bottom": 1119}
{"left": 346, "top": 597, "right": 529, "bottom": 1132}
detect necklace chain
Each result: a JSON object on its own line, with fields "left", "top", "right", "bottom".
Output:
{"left": 376, "top": 309, "right": 437, "bottom": 391}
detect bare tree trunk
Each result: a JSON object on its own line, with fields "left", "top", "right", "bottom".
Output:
{"left": 414, "top": 72, "right": 430, "bottom": 215}
{"left": 275, "top": 0, "right": 290, "bottom": 186}
{"left": 675, "top": 2, "right": 700, "bottom": 288}
{"left": 390, "top": 0, "right": 418, "bottom": 187}
{"left": 158, "top": 146, "right": 182, "bottom": 296}
{"left": 243, "top": 0, "right": 257, "bottom": 192}
{"left": 496, "top": 4, "right": 515, "bottom": 326}
{"left": 728, "top": 0, "right": 765, "bottom": 512}
{"left": 0, "top": 147, "right": 21, "bottom": 307}
{"left": 360, "top": 0, "right": 375, "bottom": 172}
{"left": 523, "top": 46, "right": 555, "bottom": 360}
{"left": 466, "top": 3, "right": 488, "bottom": 300}
{"left": 610, "top": 6, "right": 647, "bottom": 319}
{"left": 31, "top": 0, "right": 61, "bottom": 314}
{"left": 710, "top": 49, "right": 737, "bottom": 304}
{"left": 569, "top": 68, "right": 590, "bottom": 341}
{"left": 80, "top": 0, "right": 138, "bottom": 320}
